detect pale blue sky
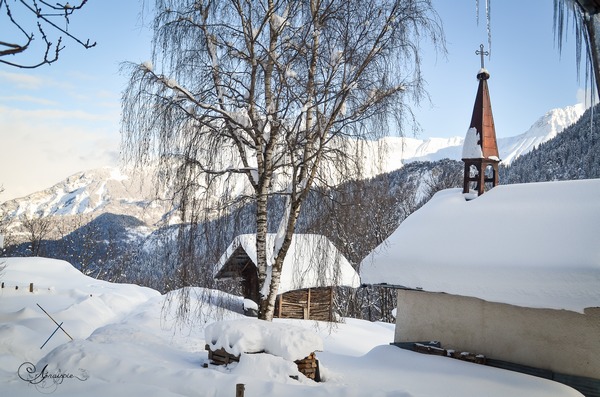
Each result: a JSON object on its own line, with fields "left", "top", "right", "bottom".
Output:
{"left": 416, "top": 0, "right": 586, "bottom": 138}
{"left": 0, "top": 0, "right": 586, "bottom": 201}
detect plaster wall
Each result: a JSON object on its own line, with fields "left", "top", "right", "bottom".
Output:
{"left": 395, "top": 289, "right": 600, "bottom": 379}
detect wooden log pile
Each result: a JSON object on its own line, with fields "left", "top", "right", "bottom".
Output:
{"left": 205, "top": 345, "right": 320, "bottom": 381}
{"left": 205, "top": 344, "right": 240, "bottom": 365}
{"left": 294, "top": 352, "right": 320, "bottom": 381}
{"left": 448, "top": 350, "right": 487, "bottom": 365}
{"left": 412, "top": 343, "right": 486, "bottom": 365}
{"left": 414, "top": 343, "right": 447, "bottom": 356}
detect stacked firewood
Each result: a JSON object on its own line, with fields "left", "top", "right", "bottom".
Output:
{"left": 294, "top": 352, "right": 320, "bottom": 381}
{"left": 205, "top": 345, "right": 321, "bottom": 382}
{"left": 412, "top": 342, "right": 486, "bottom": 365}
{"left": 205, "top": 344, "right": 239, "bottom": 365}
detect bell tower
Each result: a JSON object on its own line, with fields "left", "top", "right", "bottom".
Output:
{"left": 462, "top": 44, "right": 500, "bottom": 196}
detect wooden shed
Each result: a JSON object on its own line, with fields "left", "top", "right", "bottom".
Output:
{"left": 215, "top": 234, "right": 360, "bottom": 321}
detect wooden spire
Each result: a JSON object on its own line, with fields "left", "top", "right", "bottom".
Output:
{"left": 462, "top": 45, "right": 500, "bottom": 196}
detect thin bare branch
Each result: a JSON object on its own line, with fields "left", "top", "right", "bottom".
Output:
{"left": 0, "top": 0, "right": 95, "bottom": 68}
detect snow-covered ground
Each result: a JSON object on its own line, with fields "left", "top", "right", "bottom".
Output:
{"left": 0, "top": 257, "right": 582, "bottom": 396}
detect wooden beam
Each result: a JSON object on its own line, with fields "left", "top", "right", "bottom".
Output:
{"left": 329, "top": 287, "right": 334, "bottom": 322}
{"left": 277, "top": 294, "right": 283, "bottom": 318}
{"left": 307, "top": 288, "right": 311, "bottom": 320}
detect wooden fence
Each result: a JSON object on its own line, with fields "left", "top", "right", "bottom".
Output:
{"left": 1, "top": 282, "right": 34, "bottom": 292}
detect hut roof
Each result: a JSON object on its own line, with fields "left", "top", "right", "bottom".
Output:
{"left": 215, "top": 234, "right": 360, "bottom": 295}
{"left": 360, "top": 179, "right": 600, "bottom": 313}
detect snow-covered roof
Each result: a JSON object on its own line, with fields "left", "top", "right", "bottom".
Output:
{"left": 216, "top": 233, "right": 360, "bottom": 295}
{"left": 360, "top": 179, "right": 600, "bottom": 313}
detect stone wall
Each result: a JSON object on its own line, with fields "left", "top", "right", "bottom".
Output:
{"left": 395, "top": 289, "right": 600, "bottom": 379}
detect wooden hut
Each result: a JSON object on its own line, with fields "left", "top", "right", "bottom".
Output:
{"left": 215, "top": 234, "right": 360, "bottom": 321}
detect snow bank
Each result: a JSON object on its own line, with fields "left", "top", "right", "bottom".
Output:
{"left": 361, "top": 179, "right": 600, "bottom": 313}
{"left": 1, "top": 257, "right": 157, "bottom": 307}
{"left": 0, "top": 257, "right": 583, "bottom": 396}
{"left": 231, "top": 352, "right": 305, "bottom": 384}
{"left": 205, "top": 319, "right": 323, "bottom": 361}
{"left": 0, "top": 258, "right": 159, "bottom": 347}
{"left": 243, "top": 298, "right": 258, "bottom": 311}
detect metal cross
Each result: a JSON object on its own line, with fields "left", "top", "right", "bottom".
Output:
{"left": 475, "top": 44, "right": 489, "bottom": 68}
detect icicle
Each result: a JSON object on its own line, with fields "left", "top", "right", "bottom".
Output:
{"left": 590, "top": 83, "right": 595, "bottom": 142}
{"left": 475, "top": 0, "right": 492, "bottom": 55}
{"left": 486, "top": 0, "right": 492, "bottom": 55}
{"left": 590, "top": 100, "right": 594, "bottom": 141}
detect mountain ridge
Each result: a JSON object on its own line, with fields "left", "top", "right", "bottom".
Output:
{"left": 0, "top": 103, "right": 586, "bottom": 232}
{"left": 400, "top": 103, "right": 585, "bottom": 165}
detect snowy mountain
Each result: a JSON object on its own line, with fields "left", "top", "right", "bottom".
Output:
{"left": 1, "top": 167, "right": 171, "bottom": 229}
{"left": 501, "top": 102, "right": 600, "bottom": 184}
{"left": 401, "top": 103, "right": 585, "bottom": 165}
{"left": 498, "top": 104, "right": 585, "bottom": 164}
{"left": 0, "top": 103, "right": 585, "bottom": 232}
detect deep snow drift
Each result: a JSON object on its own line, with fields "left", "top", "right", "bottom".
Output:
{"left": 0, "top": 257, "right": 582, "bottom": 396}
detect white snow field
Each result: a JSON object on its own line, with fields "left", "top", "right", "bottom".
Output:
{"left": 0, "top": 257, "right": 582, "bottom": 396}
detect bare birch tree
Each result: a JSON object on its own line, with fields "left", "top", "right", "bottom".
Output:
{"left": 121, "top": 0, "right": 444, "bottom": 321}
